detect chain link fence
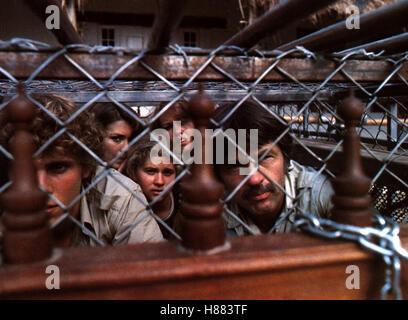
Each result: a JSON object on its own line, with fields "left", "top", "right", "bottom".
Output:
{"left": 0, "top": 38, "right": 407, "bottom": 247}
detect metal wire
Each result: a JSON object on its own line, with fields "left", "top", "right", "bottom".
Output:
{"left": 1, "top": 37, "right": 408, "bottom": 298}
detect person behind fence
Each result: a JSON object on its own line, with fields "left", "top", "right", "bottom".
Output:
{"left": 0, "top": 95, "right": 163, "bottom": 247}
{"left": 126, "top": 138, "right": 181, "bottom": 240}
{"left": 90, "top": 102, "right": 139, "bottom": 173}
{"left": 213, "top": 99, "right": 334, "bottom": 236}
{"left": 151, "top": 101, "right": 195, "bottom": 155}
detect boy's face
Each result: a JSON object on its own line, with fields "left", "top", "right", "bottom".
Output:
{"left": 34, "top": 153, "right": 89, "bottom": 226}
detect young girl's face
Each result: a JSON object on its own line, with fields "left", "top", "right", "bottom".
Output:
{"left": 133, "top": 157, "right": 176, "bottom": 203}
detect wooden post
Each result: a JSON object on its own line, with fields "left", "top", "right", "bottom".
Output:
{"left": 331, "top": 92, "right": 372, "bottom": 227}
{"left": 178, "top": 89, "right": 227, "bottom": 252}
{"left": 0, "top": 85, "right": 51, "bottom": 264}
{"left": 24, "top": 0, "right": 83, "bottom": 45}
{"left": 147, "top": 0, "right": 187, "bottom": 53}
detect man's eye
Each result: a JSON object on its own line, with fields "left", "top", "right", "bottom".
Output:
{"left": 225, "top": 163, "right": 248, "bottom": 171}
{"left": 110, "top": 136, "right": 124, "bottom": 143}
{"left": 261, "top": 155, "right": 275, "bottom": 162}
{"left": 145, "top": 168, "right": 156, "bottom": 175}
{"left": 163, "top": 169, "right": 175, "bottom": 176}
{"left": 46, "top": 162, "right": 71, "bottom": 174}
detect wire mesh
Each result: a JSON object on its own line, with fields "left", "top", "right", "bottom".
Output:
{"left": 0, "top": 38, "right": 407, "bottom": 247}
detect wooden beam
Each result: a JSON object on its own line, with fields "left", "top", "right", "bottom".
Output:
{"left": 147, "top": 0, "right": 187, "bottom": 53}
{"left": 19, "top": 90, "right": 332, "bottom": 103}
{"left": 277, "top": 0, "right": 408, "bottom": 52}
{"left": 24, "top": 0, "right": 83, "bottom": 45}
{"left": 223, "top": 0, "right": 339, "bottom": 49}
{"left": 338, "top": 33, "right": 408, "bottom": 55}
{"left": 295, "top": 139, "right": 408, "bottom": 188}
{"left": 1, "top": 229, "right": 407, "bottom": 299}
{"left": 0, "top": 52, "right": 405, "bottom": 82}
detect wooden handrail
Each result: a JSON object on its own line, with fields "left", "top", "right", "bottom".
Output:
{"left": 0, "top": 227, "right": 407, "bottom": 299}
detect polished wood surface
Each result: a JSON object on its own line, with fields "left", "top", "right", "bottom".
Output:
{"left": 178, "top": 89, "right": 226, "bottom": 252}
{"left": 0, "top": 226, "right": 407, "bottom": 299}
{"left": 331, "top": 93, "right": 373, "bottom": 227}
{"left": 0, "top": 85, "right": 51, "bottom": 264}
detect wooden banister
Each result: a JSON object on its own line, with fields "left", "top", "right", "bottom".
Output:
{"left": 178, "top": 89, "right": 227, "bottom": 252}
{"left": 0, "top": 227, "right": 407, "bottom": 299}
{"left": 0, "top": 85, "right": 51, "bottom": 264}
{"left": 331, "top": 93, "right": 373, "bottom": 227}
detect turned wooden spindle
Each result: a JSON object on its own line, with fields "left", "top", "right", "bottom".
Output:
{"left": 0, "top": 85, "right": 51, "bottom": 263}
{"left": 331, "top": 92, "right": 372, "bottom": 227}
{"left": 178, "top": 88, "right": 227, "bottom": 252}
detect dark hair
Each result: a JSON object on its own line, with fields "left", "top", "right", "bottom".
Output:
{"left": 90, "top": 102, "right": 140, "bottom": 138}
{"left": 212, "top": 99, "right": 293, "bottom": 166}
{"left": 126, "top": 137, "right": 180, "bottom": 181}
{"left": 150, "top": 100, "right": 190, "bottom": 131}
{"left": 0, "top": 94, "right": 103, "bottom": 185}
{"left": 126, "top": 138, "right": 157, "bottom": 180}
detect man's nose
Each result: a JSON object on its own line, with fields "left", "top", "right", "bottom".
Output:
{"left": 37, "top": 171, "right": 52, "bottom": 193}
{"left": 120, "top": 139, "right": 129, "bottom": 149}
{"left": 247, "top": 169, "right": 264, "bottom": 186}
{"left": 154, "top": 173, "right": 164, "bottom": 186}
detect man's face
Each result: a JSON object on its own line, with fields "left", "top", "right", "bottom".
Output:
{"left": 34, "top": 153, "right": 88, "bottom": 226}
{"left": 219, "top": 142, "right": 286, "bottom": 220}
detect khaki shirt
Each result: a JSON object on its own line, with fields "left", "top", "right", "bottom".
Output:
{"left": 70, "top": 166, "right": 163, "bottom": 246}
{"left": 224, "top": 160, "right": 334, "bottom": 236}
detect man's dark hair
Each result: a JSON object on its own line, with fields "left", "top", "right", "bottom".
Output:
{"left": 90, "top": 102, "right": 140, "bottom": 140}
{"left": 212, "top": 99, "right": 293, "bottom": 168}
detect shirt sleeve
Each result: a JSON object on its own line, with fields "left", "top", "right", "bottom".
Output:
{"left": 316, "top": 177, "right": 335, "bottom": 218}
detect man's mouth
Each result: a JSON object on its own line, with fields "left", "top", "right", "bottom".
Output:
{"left": 152, "top": 189, "right": 164, "bottom": 196}
{"left": 45, "top": 204, "right": 59, "bottom": 215}
{"left": 253, "top": 191, "right": 270, "bottom": 201}
{"left": 244, "top": 183, "right": 278, "bottom": 202}
{"left": 248, "top": 191, "right": 270, "bottom": 201}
